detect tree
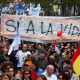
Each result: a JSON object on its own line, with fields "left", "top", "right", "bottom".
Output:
{"left": 0, "top": 0, "right": 12, "bottom": 6}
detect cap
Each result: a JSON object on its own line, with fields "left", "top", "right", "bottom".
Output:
{"left": 25, "top": 61, "right": 33, "bottom": 66}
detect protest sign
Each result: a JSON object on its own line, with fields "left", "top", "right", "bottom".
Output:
{"left": 1, "top": 14, "right": 80, "bottom": 43}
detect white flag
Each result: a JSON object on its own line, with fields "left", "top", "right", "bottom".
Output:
{"left": 29, "top": 3, "right": 41, "bottom": 16}
{"left": 8, "top": 22, "right": 20, "bottom": 55}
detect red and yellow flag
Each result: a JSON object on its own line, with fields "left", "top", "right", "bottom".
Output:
{"left": 71, "top": 45, "right": 80, "bottom": 75}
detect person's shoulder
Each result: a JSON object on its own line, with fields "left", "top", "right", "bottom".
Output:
{"left": 26, "top": 50, "right": 31, "bottom": 53}
{"left": 51, "top": 74, "right": 57, "bottom": 79}
{"left": 26, "top": 51, "right": 31, "bottom": 54}
{"left": 42, "top": 71, "right": 46, "bottom": 75}
{"left": 16, "top": 50, "right": 22, "bottom": 55}
{"left": 37, "top": 68, "right": 44, "bottom": 74}
{"left": 52, "top": 74, "right": 57, "bottom": 76}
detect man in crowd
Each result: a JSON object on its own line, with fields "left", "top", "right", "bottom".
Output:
{"left": 37, "top": 49, "right": 48, "bottom": 71}
{"left": 15, "top": 43, "right": 31, "bottom": 69}
{"left": 42, "top": 64, "right": 57, "bottom": 80}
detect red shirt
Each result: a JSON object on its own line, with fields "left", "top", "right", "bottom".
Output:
{"left": 31, "top": 71, "right": 37, "bottom": 80}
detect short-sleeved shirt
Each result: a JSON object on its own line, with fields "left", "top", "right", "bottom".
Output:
{"left": 16, "top": 50, "right": 31, "bottom": 67}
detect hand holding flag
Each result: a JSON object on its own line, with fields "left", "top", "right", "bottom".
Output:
{"left": 8, "top": 21, "right": 21, "bottom": 55}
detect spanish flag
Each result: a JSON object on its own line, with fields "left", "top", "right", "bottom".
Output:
{"left": 71, "top": 45, "right": 80, "bottom": 75}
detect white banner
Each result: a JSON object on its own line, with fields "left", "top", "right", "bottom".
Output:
{"left": 1, "top": 14, "right": 80, "bottom": 43}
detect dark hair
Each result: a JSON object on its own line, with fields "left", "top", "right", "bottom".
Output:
{"left": 58, "top": 73, "right": 64, "bottom": 79}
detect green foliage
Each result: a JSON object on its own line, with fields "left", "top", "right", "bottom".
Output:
{"left": 0, "top": 0, "right": 12, "bottom": 5}
{"left": 0, "top": 0, "right": 79, "bottom": 6}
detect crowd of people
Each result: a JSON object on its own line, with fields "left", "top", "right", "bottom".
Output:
{"left": 0, "top": 1, "right": 80, "bottom": 80}
{"left": 2, "top": 1, "right": 27, "bottom": 15}
{"left": 1, "top": 0, "right": 44, "bottom": 16}
{"left": 0, "top": 38, "right": 79, "bottom": 80}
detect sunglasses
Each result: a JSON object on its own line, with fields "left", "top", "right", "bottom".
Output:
{"left": 25, "top": 73, "right": 29, "bottom": 75}
{"left": 25, "top": 72, "right": 30, "bottom": 75}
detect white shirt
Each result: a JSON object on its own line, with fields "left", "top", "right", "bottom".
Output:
{"left": 71, "top": 73, "right": 79, "bottom": 80}
{"left": 55, "top": 46, "right": 60, "bottom": 54}
{"left": 16, "top": 50, "right": 31, "bottom": 67}
{"left": 42, "top": 71, "right": 57, "bottom": 80}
